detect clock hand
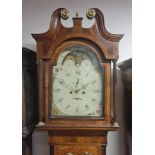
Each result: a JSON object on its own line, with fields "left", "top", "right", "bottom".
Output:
{"left": 75, "top": 79, "right": 79, "bottom": 87}
{"left": 74, "top": 84, "right": 88, "bottom": 93}
{"left": 55, "top": 77, "right": 74, "bottom": 90}
{"left": 74, "top": 79, "right": 100, "bottom": 93}
{"left": 61, "top": 82, "right": 74, "bottom": 90}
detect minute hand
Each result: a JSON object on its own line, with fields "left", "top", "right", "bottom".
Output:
{"left": 74, "top": 79, "right": 99, "bottom": 93}
{"left": 61, "top": 82, "right": 74, "bottom": 90}
{"left": 55, "top": 77, "right": 74, "bottom": 90}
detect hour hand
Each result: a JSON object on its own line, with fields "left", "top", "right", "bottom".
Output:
{"left": 74, "top": 79, "right": 99, "bottom": 93}
{"left": 75, "top": 79, "right": 79, "bottom": 87}
{"left": 74, "top": 83, "right": 89, "bottom": 93}
{"left": 59, "top": 79, "right": 74, "bottom": 90}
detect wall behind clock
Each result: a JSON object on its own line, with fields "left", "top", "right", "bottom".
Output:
{"left": 23, "top": 0, "right": 131, "bottom": 63}
{"left": 22, "top": 0, "right": 131, "bottom": 155}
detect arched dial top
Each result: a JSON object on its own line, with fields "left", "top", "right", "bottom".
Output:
{"left": 57, "top": 45, "right": 99, "bottom": 67}
{"left": 51, "top": 45, "right": 104, "bottom": 117}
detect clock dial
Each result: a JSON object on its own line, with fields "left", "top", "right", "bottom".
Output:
{"left": 51, "top": 46, "right": 104, "bottom": 117}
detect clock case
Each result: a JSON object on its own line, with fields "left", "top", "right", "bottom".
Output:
{"left": 32, "top": 8, "right": 123, "bottom": 154}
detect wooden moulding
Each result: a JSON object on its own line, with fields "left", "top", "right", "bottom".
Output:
{"left": 32, "top": 8, "right": 123, "bottom": 60}
{"left": 48, "top": 135, "right": 107, "bottom": 143}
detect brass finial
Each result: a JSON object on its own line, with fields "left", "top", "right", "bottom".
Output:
{"left": 86, "top": 8, "right": 96, "bottom": 19}
{"left": 60, "top": 9, "right": 69, "bottom": 20}
{"left": 36, "top": 121, "right": 46, "bottom": 127}
{"left": 112, "top": 122, "right": 119, "bottom": 128}
{"left": 76, "top": 12, "right": 79, "bottom": 18}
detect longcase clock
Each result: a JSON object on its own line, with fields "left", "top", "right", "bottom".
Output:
{"left": 32, "top": 8, "right": 123, "bottom": 155}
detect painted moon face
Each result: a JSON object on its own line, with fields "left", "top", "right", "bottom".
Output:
{"left": 63, "top": 59, "right": 75, "bottom": 66}
{"left": 81, "top": 59, "right": 93, "bottom": 66}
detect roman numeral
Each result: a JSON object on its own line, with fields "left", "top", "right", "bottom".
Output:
{"left": 75, "top": 107, "right": 79, "bottom": 113}
{"left": 85, "top": 104, "right": 89, "bottom": 110}
{"left": 92, "top": 80, "right": 96, "bottom": 85}
{"left": 54, "top": 89, "right": 62, "bottom": 92}
{"left": 85, "top": 72, "right": 89, "bottom": 77}
{"left": 94, "top": 89, "right": 99, "bottom": 93}
{"left": 66, "top": 72, "right": 70, "bottom": 77}
{"left": 66, "top": 105, "right": 71, "bottom": 110}
{"left": 76, "top": 70, "right": 81, "bottom": 75}
{"left": 59, "top": 79, "right": 64, "bottom": 84}
{"left": 92, "top": 98, "right": 96, "bottom": 102}
{"left": 58, "top": 98, "right": 63, "bottom": 102}
{"left": 85, "top": 70, "right": 90, "bottom": 77}
{"left": 55, "top": 68, "right": 59, "bottom": 72}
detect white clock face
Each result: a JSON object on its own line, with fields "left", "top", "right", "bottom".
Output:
{"left": 51, "top": 46, "right": 104, "bottom": 117}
